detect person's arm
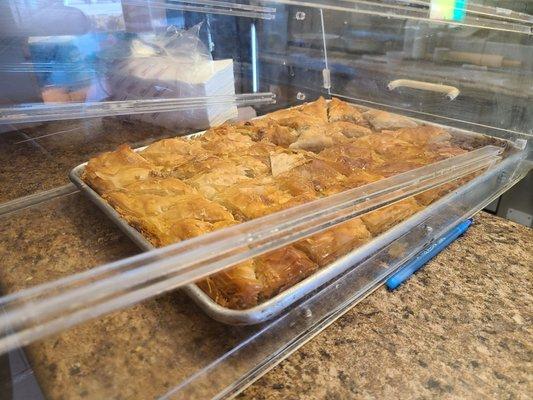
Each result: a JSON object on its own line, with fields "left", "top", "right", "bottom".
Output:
{"left": 0, "top": 1, "right": 90, "bottom": 36}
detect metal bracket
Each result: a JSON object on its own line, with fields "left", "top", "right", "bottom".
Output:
{"left": 322, "top": 68, "right": 331, "bottom": 90}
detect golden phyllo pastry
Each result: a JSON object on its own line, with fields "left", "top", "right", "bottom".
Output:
{"left": 354, "top": 134, "right": 426, "bottom": 161}
{"left": 140, "top": 137, "right": 204, "bottom": 169}
{"left": 83, "top": 144, "right": 157, "bottom": 194}
{"left": 319, "top": 142, "right": 385, "bottom": 172}
{"left": 298, "top": 96, "right": 329, "bottom": 123}
{"left": 200, "top": 246, "right": 318, "bottom": 309}
{"left": 198, "top": 260, "right": 262, "bottom": 309}
{"left": 260, "top": 123, "right": 300, "bottom": 147}
{"left": 139, "top": 194, "right": 235, "bottom": 246}
{"left": 269, "top": 151, "right": 308, "bottom": 178}
{"left": 360, "top": 198, "right": 422, "bottom": 236}
{"left": 415, "top": 170, "right": 480, "bottom": 206}
{"left": 255, "top": 246, "right": 318, "bottom": 299}
{"left": 289, "top": 125, "right": 348, "bottom": 152}
{"left": 382, "top": 125, "right": 452, "bottom": 146}
{"left": 328, "top": 97, "right": 366, "bottom": 125}
{"left": 185, "top": 164, "right": 254, "bottom": 200}
{"left": 328, "top": 121, "right": 372, "bottom": 138}
{"left": 103, "top": 177, "right": 198, "bottom": 219}
{"left": 367, "top": 160, "right": 429, "bottom": 178}
{"left": 342, "top": 169, "right": 384, "bottom": 190}
{"left": 415, "top": 182, "right": 458, "bottom": 206}
{"left": 168, "top": 154, "right": 237, "bottom": 180}
{"left": 427, "top": 143, "right": 468, "bottom": 160}
{"left": 275, "top": 114, "right": 325, "bottom": 134}
{"left": 214, "top": 178, "right": 294, "bottom": 221}
{"left": 200, "top": 125, "right": 255, "bottom": 155}
{"left": 82, "top": 96, "right": 472, "bottom": 310}
{"left": 362, "top": 109, "right": 418, "bottom": 130}
{"left": 277, "top": 158, "right": 348, "bottom": 196}
{"left": 295, "top": 219, "right": 372, "bottom": 267}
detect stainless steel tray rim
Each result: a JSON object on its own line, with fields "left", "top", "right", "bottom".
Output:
{"left": 68, "top": 103, "right": 520, "bottom": 325}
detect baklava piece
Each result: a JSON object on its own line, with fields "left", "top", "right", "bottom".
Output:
{"left": 140, "top": 137, "right": 204, "bottom": 170}
{"left": 139, "top": 194, "right": 236, "bottom": 246}
{"left": 367, "top": 160, "right": 429, "bottom": 178}
{"left": 319, "top": 142, "right": 385, "bottom": 173}
{"left": 354, "top": 134, "right": 426, "bottom": 161}
{"left": 274, "top": 113, "right": 325, "bottom": 134}
{"left": 289, "top": 125, "right": 348, "bottom": 153}
{"left": 277, "top": 158, "right": 349, "bottom": 197}
{"left": 382, "top": 125, "right": 452, "bottom": 146}
{"left": 298, "top": 96, "right": 329, "bottom": 123}
{"left": 255, "top": 246, "right": 318, "bottom": 299}
{"left": 264, "top": 108, "right": 299, "bottom": 122}
{"left": 267, "top": 96, "right": 328, "bottom": 124}
{"left": 200, "top": 245, "right": 318, "bottom": 309}
{"left": 228, "top": 154, "right": 272, "bottom": 177}
{"left": 260, "top": 123, "right": 300, "bottom": 147}
{"left": 103, "top": 177, "right": 198, "bottom": 220}
{"left": 363, "top": 109, "right": 418, "bottom": 131}
{"left": 271, "top": 99, "right": 327, "bottom": 130}
{"left": 198, "top": 260, "right": 263, "bottom": 309}
{"left": 214, "top": 178, "right": 295, "bottom": 221}
{"left": 367, "top": 143, "right": 467, "bottom": 178}
{"left": 328, "top": 97, "right": 366, "bottom": 125}
{"left": 169, "top": 154, "right": 238, "bottom": 180}
{"left": 426, "top": 143, "right": 468, "bottom": 161}
{"left": 83, "top": 144, "right": 157, "bottom": 194}
{"left": 132, "top": 216, "right": 234, "bottom": 248}
{"left": 243, "top": 98, "right": 334, "bottom": 149}
{"left": 415, "top": 170, "right": 480, "bottom": 206}
{"left": 185, "top": 164, "right": 254, "bottom": 200}
{"left": 342, "top": 168, "right": 384, "bottom": 189}
{"left": 354, "top": 131, "right": 465, "bottom": 178}
{"left": 116, "top": 177, "right": 197, "bottom": 196}
{"left": 158, "top": 194, "right": 235, "bottom": 225}
{"left": 295, "top": 218, "right": 372, "bottom": 267}
{"left": 328, "top": 121, "right": 372, "bottom": 138}
{"left": 415, "top": 182, "right": 458, "bottom": 206}
{"left": 200, "top": 125, "right": 255, "bottom": 155}
{"left": 273, "top": 157, "right": 319, "bottom": 199}
{"left": 232, "top": 123, "right": 264, "bottom": 141}
{"left": 360, "top": 198, "right": 422, "bottom": 235}
{"left": 243, "top": 141, "right": 284, "bottom": 167}
{"left": 170, "top": 152, "right": 269, "bottom": 182}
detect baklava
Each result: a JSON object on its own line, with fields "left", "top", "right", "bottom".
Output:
{"left": 83, "top": 97, "right": 472, "bottom": 309}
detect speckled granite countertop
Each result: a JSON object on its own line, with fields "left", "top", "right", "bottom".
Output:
{"left": 241, "top": 211, "right": 533, "bottom": 400}
{"left": 0, "top": 199, "right": 530, "bottom": 399}
{"left": 0, "top": 117, "right": 179, "bottom": 203}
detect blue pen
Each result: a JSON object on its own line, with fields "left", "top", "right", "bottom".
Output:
{"left": 386, "top": 219, "right": 473, "bottom": 290}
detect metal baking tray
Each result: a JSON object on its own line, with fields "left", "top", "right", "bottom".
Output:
{"left": 69, "top": 106, "right": 517, "bottom": 325}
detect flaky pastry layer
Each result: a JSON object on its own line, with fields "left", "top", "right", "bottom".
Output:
{"left": 83, "top": 97, "right": 472, "bottom": 309}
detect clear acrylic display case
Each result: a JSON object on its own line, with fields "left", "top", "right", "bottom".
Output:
{"left": 0, "top": 1, "right": 531, "bottom": 399}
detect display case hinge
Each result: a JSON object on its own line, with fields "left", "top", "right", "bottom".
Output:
{"left": 514, "top": 138, "right": 527, "bottom": 150}
{"left": 322, "top": 68, "right": 331, "bottom": 90}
